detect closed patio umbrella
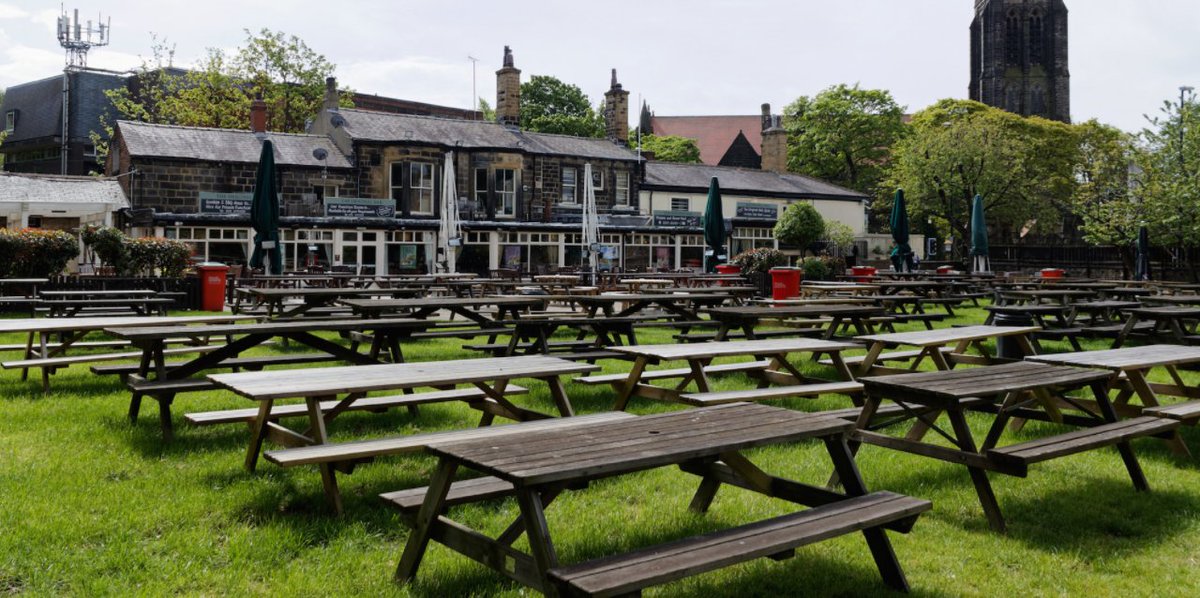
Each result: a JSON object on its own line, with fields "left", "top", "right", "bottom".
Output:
{"left": 1134, "top": 225, "right": 1151, "bottom": 281}
{"left": 889, "top": 188, "right": 915, "bottom": 272}
{"left": 582, "top": 163, "right": 600, "bottom": 284}
{"left": 249, "top": 139, "right": 282, "bottom": 275}
{"left": 438, "top": 152, "right": 462, "bottom": 273}
{"left": 970, "top": 194, "right": 991, "bottom": 273}
{"left": 701, "top": 176, "right": 726, "bottom": 273}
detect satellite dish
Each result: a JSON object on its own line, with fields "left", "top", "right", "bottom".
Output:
{"left": 312, "top": 147, "right": 328, "bottom": 161}
{"left": 329, "top": 112, "right": 346, "bottom": 128}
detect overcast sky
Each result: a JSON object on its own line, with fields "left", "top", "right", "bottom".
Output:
{"left": 0, "top": 1, "right": 1196, "bottom": 132}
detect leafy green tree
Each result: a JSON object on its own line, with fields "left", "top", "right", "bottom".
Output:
{"left": 630, "top": 134, "right": 701, "bottom": 163}
{"left": 519, "top": 75, "right": 604, "bottom": 137}
{"left": 783, "top": 84, "right": 906, "bottom": 196}
{"left": 478, "top": 98, "right": 495, "bottom": 121}
{"left": 774, "top": 202, "right": 826, "bottom": 252}
{"left": 888, "top": 99, "right": 1078, "bottom": 257}
{"left": 1069, "top": 120, "right": 1142, "bottom": 271}
{"left": 1139, "top": 93, "right": 1200, "bottom": 256}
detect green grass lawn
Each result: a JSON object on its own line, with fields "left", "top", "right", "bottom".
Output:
{"left": 4, "top": 305, "right": 1200, "bottom": 596}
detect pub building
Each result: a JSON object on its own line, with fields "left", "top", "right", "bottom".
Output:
{"left": 104, "top": 49, "right": 866, "bottom": 274}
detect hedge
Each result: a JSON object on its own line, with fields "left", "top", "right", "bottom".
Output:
{"left": 0, "top": 228, "right": 80, "bottom": 278}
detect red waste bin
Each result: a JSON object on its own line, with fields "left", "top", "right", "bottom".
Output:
{"left": 196, "top": 263, "right": 229, "bottom": 311}
{"left": 1039, "top": 268, "right": 1066, "bottom": 279}
{"left": 770, "top": 267, "right": 803, "bottom": 300}
{"left": 715, "top": 265, "right": 741, "bottom": 275}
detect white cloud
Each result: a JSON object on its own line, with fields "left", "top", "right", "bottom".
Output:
{"left": 0, "top": 3, "right": 27, "bottom": 19}
{"left": 0, "top": 44, "right": 63, "bottom": 86}
{"left": 340, "top": 56, "right": 477, "bottom": 110}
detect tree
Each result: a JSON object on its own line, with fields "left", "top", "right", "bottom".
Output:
{"left": 478, "top": 98, "right": 495, "bottom": 121}
{"left": 519, "top": 75, "right": 604, "bottom": 137}
{"left": 783, "top": 84, "right": 906, "bottom": 196}
{"left": 887, "top": 99, "right": 1078, "bottom": 258}
{"left": 774, "top": 202, "right": 826, "bottom": 252}
{"left": 1138, "top": 91, "right": 1200, "bottom": 275}
{"left": 629, "top": 134, "right": 701, "bottom": 163}
{"left": 1069, "top": 120, "right": 1142, "bottom": 272}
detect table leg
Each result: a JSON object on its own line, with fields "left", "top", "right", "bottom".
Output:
{"left": 515, "top": 488, "right": 560, "bottom": 593}
{"left": 244, "top": 399, "right": 274, "bottom": 472}
{"left": 613, "top": 357, "right": 649, "bottom": 411}
{"left": 1123, "top": 371, "right": 1190, "bottom": 457}
{"left": 395, "top": 458, "right": 459, "bottom": 583}
{"left": 304, "top": 395, "right": 342, "bottom": 514}
{"left": 1113, "top": 313, "right": 1140, "bottom": 348}
{"left": 946, "top": 409, "right": 1005, "bottom": 532}
{"left": 545, "top": 377, "right": 575, "bottom": 417}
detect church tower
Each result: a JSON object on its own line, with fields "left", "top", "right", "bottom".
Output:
{"left": 970, "top": 0, "right": 1070, "bottom": 123}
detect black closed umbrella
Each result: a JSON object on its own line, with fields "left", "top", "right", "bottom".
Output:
{"left": 1134, "top": 226, "right": 1151, "bottom": 281}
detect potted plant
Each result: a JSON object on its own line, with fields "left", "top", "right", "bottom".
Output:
{"left": 730, "top": 247, "right": 789, "bottom": 297}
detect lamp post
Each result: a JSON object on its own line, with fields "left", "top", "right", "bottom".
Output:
{"left": 1180, "top": 86, "right": 1194, "bottom": 169}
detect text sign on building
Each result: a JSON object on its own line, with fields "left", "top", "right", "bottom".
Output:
{"left": 199, "top": 192, "right": 253, "bottom": 214}
{"left": 324, "top": 197, "right": 397, "bottom": 218}
{"left": 736, "top": 202, "right": 778, "bottom": 220}
{"left": 652, "top": 210, "right": 702, "bottom": 228}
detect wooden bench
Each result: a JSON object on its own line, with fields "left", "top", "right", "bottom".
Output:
{"left": 187, "top": 385, "right": 530, "bottom": 426}
{"left": 673, "top": 329, "right": 821, "bottom": 342}
{"left": 678, "top": 381, "right": 864, "bottom": 406}
{"left": 544, "top": 492, "right": 931, "bottom": 597}
{"left": 987, "top": 416, "right": 1179, "bottom": 476}
{"left": 575, "top": 360, "right": 772, "bottom": 386}
{"left": 93, "top": 352, "right": 334, "bottom": 380}
{"left": 2, "top": 345, "right": 220, "bottom": 371}
{"left": 1144, "top": 400, "right": 1200, "bottom": 424}
{"left": 818, "top": 347, "right": 954, "bottom": 368}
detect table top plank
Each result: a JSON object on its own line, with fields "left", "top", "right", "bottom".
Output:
{"left": 704, "top": 305, "right": 884, "bottom": 318}
{"left": 0, "top": 315, "right": 252, "bottom": 334}
{"left": 210, "top": 355, "right": 599, "bottom": 400}
{"left": 855, "top": 325, "right": 1040, "bottom": 347}
{"left": 339, "top": 297, "right": 544, "bottom": 310}
{"left": 106, "top": 317, "right": 427, "bottom": 341}
{"left": 1027, "top": 345, "right": 1200, "bottom": 370}
{"left": 860, "top": 361, "right": 1111, "bottom": 400}
{"left": 606, "top": 338, "right": 860, "bottom": 361}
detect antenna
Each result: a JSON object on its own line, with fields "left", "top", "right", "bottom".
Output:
{"left": 57, "top": 6, "right": 110, "bottom": 70}
{"left": 467, "top": 55, "right": 479, "bottom": 119}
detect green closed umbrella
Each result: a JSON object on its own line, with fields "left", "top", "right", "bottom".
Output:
{"left": 701, "top": 176, "right": 726, "bottom": 273}
{"left": 889, "top": 188, "right": 914, "bottom": 272}
{"left": 970, "top": 194, "right": 990, "bottom": 273}
{"left": 249, "top": 139, "right": 282, "bottom": 275}
{"left": 1134, "top": 225, "right": 1151, "bottom": 281}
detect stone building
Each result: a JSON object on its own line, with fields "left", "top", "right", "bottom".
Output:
{"left": 970, "top": 0, "right": 1070, "bottom": 122}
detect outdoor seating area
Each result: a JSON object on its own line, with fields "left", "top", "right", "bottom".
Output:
{"left": 8, "top": 265, "right": 1200, "bottom": 595}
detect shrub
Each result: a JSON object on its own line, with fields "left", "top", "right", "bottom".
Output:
{"left": 0, "top": 228, "right": 79, "bottom": 278}
{"left": 730, "top": 247, "right": 789, "bottom": 275}
{"left": 798, "top": 256, "right": 846, "bottom": 281}
{"left": 80, "top": 225, "right": 129, "bottom": 272}
{"left": 80, "top": 226, "right": 192, "bottom": 276}
{"left": 774, "top": 203, "right": 826, "bottom": 250}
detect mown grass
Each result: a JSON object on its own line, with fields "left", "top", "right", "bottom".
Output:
{"left": 3, "top": 305, "right": 1200, "bottom": 596}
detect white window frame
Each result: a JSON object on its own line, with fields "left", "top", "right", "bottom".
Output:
{"left": 561, "top": 166, "right": 577, "bottom": 204}
{"left": 614, "top": 172, "right": 630, "bottom": 206}
{"left": 670, "top": 197, "right": 689, "bottom": 212}
{"left": 408, "top": 162, "right": 435, "bottom": 215}
{"left": 591, "top": 169, "right": 604, "bottom": 191}
{"left": 496, "top": 168, "right": 517, "bottom": 217}
{"left": 4, "top": 111, "right": 14, "bottom": 133}
{"left": 389, "top": 163, "right": 405, "bottom": 205}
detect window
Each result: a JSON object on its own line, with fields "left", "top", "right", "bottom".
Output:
{"left": 1029, "top": 11, "right": 1044, "bottom": 65}
{"left": 591, "top": 169, "right": 604, "bottom": 191}
{"left": 670, "top": 198, "right": 689, "bottom": 211}
{"left": 83, "top": 144, "right": 96, "bottom": 158}
{"left": 496, "top": 169, "right": 516, "bottom": 217}
{"left": 4, "top": 110, "right": 15, "bottom": 133}
{"left": 1005, "top": 10, "right": 1022, "bottom": 65}
{"left": 408, "top": 162, "right": 434, "bottom": 214}
{"left": 389, "top": 163, "right": 405, "bottom": 205}
{"left": 561, "top": 167, "right": 577, "bottom": 204}
{"left": 474, "top": 168, "right": 489, "bottom": 214}
{"left": 614, "top": 172, "right": 630, "bottom": 206}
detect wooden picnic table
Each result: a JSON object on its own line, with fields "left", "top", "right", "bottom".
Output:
{"left": 1028, "top": 345, "right": 1200, "bottom": 455}
{"left": 801, "top": 282, "right": 881, "bottom": 297}
{"left": 107, "top": 318, "right": 430, "bottom": 440}
{"left": 0, "top": 315, "right": 253, "bottom": 392}
{"left": 851, "top": 361, "right": 1174, "bottom": 531}
{"left": 875, "top": 280, "right": 951, "bottom": 296}
{"left": 1113, "top": 306, "right": 1200, "bottom": 348}
{"left": 242, "top": 287, "right": 425, "bottom": 318}
{"left": 38, "top": 288, "right": 175, "bottom": 317}
{"left": 592, "top": 337, "right": 862, "bottom": 410}
{"left": 209, "top": 355, "right": 598, "bottom": 512}
{"left": 339, "top": 296, "right": 543, "bottom": 325}
{"left": 393, "top": 403, "right": 930, "bottom": 595}
{"left": 997, "top": 288, "right": 1097, "bottom": 306}
{"left": 851, "top": 325, "right": 1040, "bottom": 376}
{"left": 616, "top": 278, "right": 675, "bottom": 292}
{"left": 572, "top": 292, "right": 732, "bottom": 320}
{"left": 480, "top": 316, "right": 640, "bottom": 358}
{"left": 703, "top": 304, "right": 887, "bottom": 341}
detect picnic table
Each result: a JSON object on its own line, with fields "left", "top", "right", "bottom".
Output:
{"left": 1113, "top": 306, "right": 1200, "bottom": 348}
{"left": 850, "top": 325, "right": 1040, "bottom": 376}
{"left": 997, "top": 288, "right": 1097, "bottom": 306}
{"left": 0, "top": 315, "right": 252, "bottom": 392}
{"left": 850, "top": 361, "right": 1175, "bottom": 531}
{"left": 703, "top": 305, "right": 887, "bottom": 341}
{"left": 209, "top": 355, "right": 598, "bottom": 512}
{"left": 392, "top": 403, "right": 931, "bottom": 595}
{"left": 339, "top": 296, "right": 543, "bottom": 325}
{"left": 0, "top": 278, "right": 47, "bottom": 315}
{"left": 241, "top": 287, "right": 425, "bottom": 318}
{"left": 801, "top": 282, "right": 880, "bottom": 297}
{"left": 583, "top": 338, "right": 862, "bottom": 410}
{"left": 107, "top": 318, "right": 430, "bottom": 440}
{"left": 616, "top": 278, "right": 675, "bottom": 292}
{"left": 572, "top": 292, "right": 732, "bottom": 320}
{"left": 38, "top": 289, "right": 174, "bottom": 317}
{"left": 1028, "top": 345, "right": 1200, "bottom": 455}
{"left": 473, "top": 316, "right": 640, "bottom": 359}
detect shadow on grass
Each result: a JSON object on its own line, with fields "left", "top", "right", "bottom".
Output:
{"left": 998, "top": 477, "right": 1198, "bottom": 557}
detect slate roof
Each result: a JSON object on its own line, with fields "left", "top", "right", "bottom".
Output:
{"left": 642, "top": 162, "right": 868, "bottom": 202}
{"left": 0, "top": 172, "right": 129, "bottom": 206}
{"left": 648, "top": 115, "right": 762, "bottom": 166}
{"left": 0, "top": 71, "right": 125, "bottom": 144}
{"left": 335, "top": 109, "right": 637, "bottom": 161}
{"left": 116, "top": 121, "right": 352, "bottom": 168}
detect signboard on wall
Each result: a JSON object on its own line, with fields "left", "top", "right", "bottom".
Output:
{"left": 198, "top": 192, "right": 253, "bottom": 214}
{"left": 735, "top": 202, "right": 778, "bottom": 220}
{"left": 652, "top": 210, "right": 701, "bottom": 228}
{"left": 324, "top": 197, "right": 397, "bottom": 218}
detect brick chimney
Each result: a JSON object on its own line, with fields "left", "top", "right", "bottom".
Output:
{"left": 760, "top": 103, "right": 788, "bottom": 173}
{"left": 495, "top": 46, "right": 521, "bottom": 126}
{"left": 604, "top": 69, "right": 630, "bottom": 144}
{"left": 250, "top": 93, "right": 268, "bottom": 133}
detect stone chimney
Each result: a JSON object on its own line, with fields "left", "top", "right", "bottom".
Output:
{"left": 760, "top": 103, "right": 788, "bottom": 173}
{"left": 604, "top": 69, "right": 630, "bottom": 144}
{"left": 322, "top": 76, "right": 340, "bottom": 113}
{"left": 495, "top": 46, "right": 521, "bottom": 126}
{"left": 250, "top": 93, "right": 267, "bottom": 133}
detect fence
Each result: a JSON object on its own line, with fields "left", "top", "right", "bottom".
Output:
{"left": 41, "top": 275, "right": 202, "bottom": 310}
{"left": 988, "top": 244, "right": 1197, "bottom": 281}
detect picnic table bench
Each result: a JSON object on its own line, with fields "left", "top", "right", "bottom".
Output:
{"left": 1113, "top": 306, "right": 1200, "bottom": 348}
{"left": 580, "top": 338, "right": 862, "bottom": 410}
{"left": 391, "top": 403, "right": 931, "bottom": 595}
{"left": 339, "top": 296, "right": 543, "bottom": 325}
{"left": 703, "top": 305, "right": 886, "bottom": 341}
{"left": 242, "top": 287, "right": 425, "bottom": 318}
{"left": 107, "top": 318, "right": 430, "bottom": 440}
{"left": 849, "top": 325, "right": 1040, "bottom": 376}
{"left": 571, "top": 293, "right": 732, "bottom": 321}
{"left": 38, "top": 289, "right": 175, "bottom": 317}
{"left": 208, "top": 355, "right": 598, "bottom": 513}
{"left": 464, "top": 316, "right": 639, "bottom": 361}
{"left": 851, "top": 361, "right": 1176, "bottom": 531}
